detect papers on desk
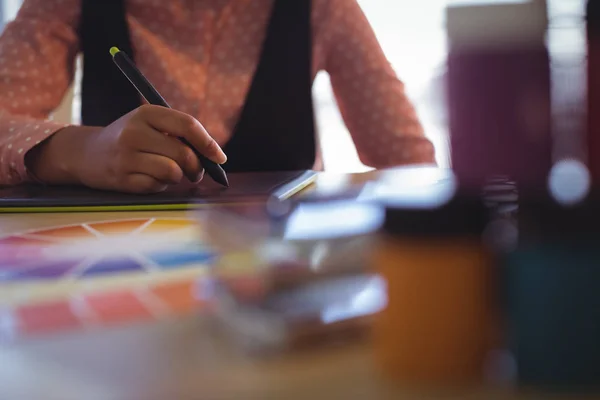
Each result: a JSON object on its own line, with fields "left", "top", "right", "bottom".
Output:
{"left": 283, "top": 201, "right": 384, "bottom": 240}
{"left": 355, "top": 167, "right": 458, "bottom": 206}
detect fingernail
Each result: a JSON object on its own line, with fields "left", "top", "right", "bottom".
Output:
{"left": 206, "top": 141, "right": 226, "bottom": 164}
{"left": 193, "top": 169, "right": 205, "bottom": 183}
{"left": 217, "top": 150, "right": 227, "bottom": 165}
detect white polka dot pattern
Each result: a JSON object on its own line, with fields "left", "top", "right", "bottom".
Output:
{"left": 0, "top": 0, "right": 434, "bottom": 186}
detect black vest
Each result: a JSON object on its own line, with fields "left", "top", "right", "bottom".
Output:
{"left": 79, "top": 0, "right": 316, "bottom": 172}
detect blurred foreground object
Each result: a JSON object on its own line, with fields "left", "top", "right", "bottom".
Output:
{"left": 587, "top": 0, "right": 600, "bottom": 182}
{"left": 372, "top": 184, "right": 496, "bottom": 386}
{"left": 447, "top": 1, "right": 552, "bottom": 192}
{"left": 198, "top": 200, "right": 386, "bottom": 354}
{"left": 505, "top": 162, "right": 600, "bottom": 391}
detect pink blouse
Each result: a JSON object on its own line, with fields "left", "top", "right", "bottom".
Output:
{"left": 0, "top": 0, "right": 434, "bottom": 185}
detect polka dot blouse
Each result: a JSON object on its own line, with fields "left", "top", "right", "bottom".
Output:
{"left": 0, "top": 0, "right": 435, "bottom": 185}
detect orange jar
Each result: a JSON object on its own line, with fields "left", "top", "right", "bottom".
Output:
{"left": 372, "top": 195, "right": 495, "bottom": 387}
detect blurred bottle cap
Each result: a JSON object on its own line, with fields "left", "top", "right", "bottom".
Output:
{"left": 446, "top": 1, "right": 548, "bottom": 49}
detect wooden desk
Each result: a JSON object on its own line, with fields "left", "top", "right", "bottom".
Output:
{"left": 0, "top": 170, "right": 590, "bottom": 399}
{"left": 0, "top": 316, "right": 532, "bottom": 400}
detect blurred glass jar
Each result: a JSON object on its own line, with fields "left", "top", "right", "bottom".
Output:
{"left": 372, "top": 192, "right": 497, "bottom": 387}
{"left": 195, "top": 200, "right": 388, "bottom": 354}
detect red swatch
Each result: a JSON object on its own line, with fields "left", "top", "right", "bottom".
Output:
{"left": 84, "top": 291, "right": 152, "bottom": 324}
{"left": 16, "top": 300, "right": 82, "bottom": 335}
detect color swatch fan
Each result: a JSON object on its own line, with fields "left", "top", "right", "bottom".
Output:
{"left": 0, "top": 218, "right": 216, "bottom": 340}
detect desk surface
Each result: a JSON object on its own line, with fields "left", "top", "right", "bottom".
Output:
{"left": 0, "top": 171, "right": 371, "bottom": 235}
{"left": 0, "top": 170, "right": 589, "bottom": 400}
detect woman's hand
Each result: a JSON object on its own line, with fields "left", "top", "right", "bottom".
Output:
{"left": 26, "top": 105, "right": 227, "bottom": 193}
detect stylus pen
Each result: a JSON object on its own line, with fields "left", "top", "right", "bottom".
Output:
{"left": 109, "top": 47, "right": 229, "bottom": 188}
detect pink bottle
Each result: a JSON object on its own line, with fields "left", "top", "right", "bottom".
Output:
{"left": 446, "top": 1, "right": 552, "bottom": 193}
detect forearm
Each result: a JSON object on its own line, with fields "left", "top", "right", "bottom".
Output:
{"left": 320, "top": 0, "right": 436, "bottom": 169}
{"left": 0, "top": 0, "right": 82, "bottom": 186}
{"left": 0, "top": 111, "right": 71, "bottom": 185}
{"left": 363, "top": 136, "right": 437, "bottom": 169}
{"left": 25, "top": 125, "right": 100, "bottom": 185}
{"left": 332, "top": 70, "right": 436, "bottom": 168}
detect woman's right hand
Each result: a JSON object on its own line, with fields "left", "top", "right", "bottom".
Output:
{"left": 26, "top": 105, "right": 227, "bottom": 193}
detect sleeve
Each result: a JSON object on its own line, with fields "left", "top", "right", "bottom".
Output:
{"left": 0, "top": 0, "right": 81, "bottom": 185}
{"left": 314, "top": 0, "right": 436, "bottom": 169}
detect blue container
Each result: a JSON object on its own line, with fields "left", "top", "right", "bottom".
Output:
{"left": 506, "top": 194, "right": 600, "bottom": 391}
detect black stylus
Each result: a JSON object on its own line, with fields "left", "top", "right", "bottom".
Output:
{"left": 110, "top": 46, "right": 229, "bottom": 187}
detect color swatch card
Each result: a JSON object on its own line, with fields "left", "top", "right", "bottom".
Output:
{"left": 0, "top": 218, "right": 217, "bottom": 340}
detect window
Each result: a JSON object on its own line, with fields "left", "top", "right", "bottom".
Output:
{"left": 1, "top": 0, "right": 22, "bottom": 26}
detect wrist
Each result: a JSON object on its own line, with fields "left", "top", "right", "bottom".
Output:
{"left": 25, "top": 125, "right": 101, "bottom": 185}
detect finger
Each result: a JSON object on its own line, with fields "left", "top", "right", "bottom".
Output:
{"left": 126, "top": 152, "right": 185, "bottom": 185}
{"left": 122, "top": 174, "right": 168, "bottom": 194}
{"left": 136, "top": 105, "right": 227, "bottom": 164}
{"left": 127, "top": 127, "right": 203, "bottom": 182}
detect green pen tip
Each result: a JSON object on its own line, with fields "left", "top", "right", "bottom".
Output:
{"left": 109, "top": 47, "right": 120, "bottom": 57}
